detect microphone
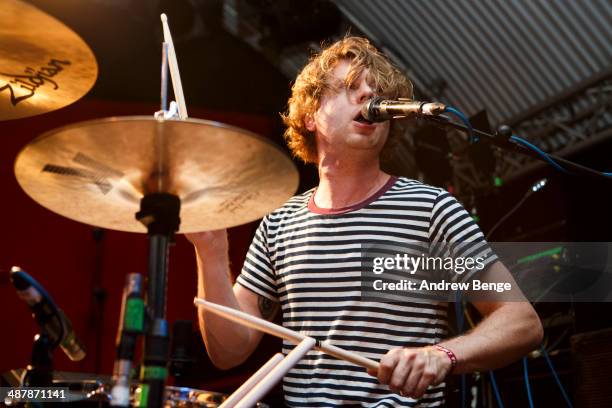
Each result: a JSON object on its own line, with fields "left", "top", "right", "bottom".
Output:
{"left": 111, "top": 273, "right": 144, "bottom": 407}
{"left": 10, "top": 266, "right": 86, "bottom": 362}
{"left": 361, "top": 97, "right": 446, "bottom": 122}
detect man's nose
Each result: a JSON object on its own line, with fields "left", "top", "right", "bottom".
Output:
{"left": 355, "top": 83, "right": 374, "bottom": 104}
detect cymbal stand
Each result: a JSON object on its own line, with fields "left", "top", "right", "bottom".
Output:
{"left": 136, "top": 193, "right": 180, "bottom": 408}
{"left": 137, "top": 14, "right": 187, "bottom": 407}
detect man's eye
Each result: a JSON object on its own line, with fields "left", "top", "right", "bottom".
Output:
{"left": 328, "top": 81, "right": 344, "bottom": 93}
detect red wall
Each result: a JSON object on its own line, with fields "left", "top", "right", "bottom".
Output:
{"left": 0, "top": 99, "right": 270, "bottom": 377}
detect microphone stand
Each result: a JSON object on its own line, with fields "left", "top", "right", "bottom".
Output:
{"left": 23, "top": 333, "right": 55, "bottom": 387}
{"left": 91, "top": 227, "right": 107, "bottom": 374}
{"left": 425, "top": 116, "right": 612, "bottom": 182}
{"left": 11, "top": 267, "right": 64, "bottom": 388}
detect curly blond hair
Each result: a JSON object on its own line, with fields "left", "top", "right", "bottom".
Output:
{"left": 281, "top": 36, "right": 414, "bottom": 164}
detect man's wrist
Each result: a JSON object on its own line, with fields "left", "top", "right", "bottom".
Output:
{"left": 433, "top": 344, "right": 457, "bottom": 375}
{"left": 194, "top": 239, "right": 227, "bottom": 254}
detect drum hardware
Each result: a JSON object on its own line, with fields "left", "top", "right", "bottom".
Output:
{"left": 0, "top": 0, "right": 98, "bottom": 120}
{"left": 2, "top": 369, "right": 270, "bottom": 407}
{"left": 136, "top": 192, "right": 181, "bottom": 408}
{"left": 138, "top": 18, "right": 207, "bottom": 403}
{"left": 91, "top": 227, "right": 108, "bottom": 374}
{"left": 145, "top": 386, "right": 269, "bottom": 408}
{"left": 133, "top": 16, "right": 190, "bottom": 405}
{"left": 11, "top": 12, "right": 297, "bottom": 408}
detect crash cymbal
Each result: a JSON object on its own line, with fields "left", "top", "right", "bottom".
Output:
{"left": 0, "top": 0, "right": 98, "bottom": 120}
{"left": 14, "top": 117, "right": 299, "bottom": 233}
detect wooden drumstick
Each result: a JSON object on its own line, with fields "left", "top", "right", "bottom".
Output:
{"left": 193, "top": 297, "right": 380, "bottom": 372}
{"left": 160, "top": 13, "right": 188, "bottom": 119}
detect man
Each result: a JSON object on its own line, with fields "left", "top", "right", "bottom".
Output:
{"left": 187, "top": 37, "right": 543, "bottom": 407}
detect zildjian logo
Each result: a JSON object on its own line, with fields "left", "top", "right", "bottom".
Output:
{"left": 0, "top": 59, "right": 71, "bottom": 106}
{"left": 42, "top": 153, "right": 124, "bottom": 194}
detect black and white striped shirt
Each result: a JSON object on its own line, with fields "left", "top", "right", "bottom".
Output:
{"left": 237, "top": 176, "right": 497, "bottom": 407}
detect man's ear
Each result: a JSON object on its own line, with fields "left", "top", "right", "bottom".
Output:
{"left": 304, "top": 113, "right": 316, "bottom": 132}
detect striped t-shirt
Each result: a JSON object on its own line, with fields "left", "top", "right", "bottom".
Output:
{"left": 237, "top": 176, "right": 497, "bottom": 407}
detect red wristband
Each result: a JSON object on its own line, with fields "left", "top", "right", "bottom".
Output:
{"left": 433, "top": 344, "right": 457, "bottom": 374}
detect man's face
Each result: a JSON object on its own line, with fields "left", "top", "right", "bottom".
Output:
{"left": 306, "top": 60, "right": 390, "bottom": 159}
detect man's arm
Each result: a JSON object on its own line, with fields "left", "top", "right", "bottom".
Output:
{"left": 189, "top": 230, "right": 279, "bottom": 369}
{"left": 438, "top": 261, "right": 543, "bottom": 373}
{"left": 371, "top": 261, "right": 543, "bottom": 398}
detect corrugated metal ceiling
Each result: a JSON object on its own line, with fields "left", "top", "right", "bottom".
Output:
{"left": 334, "top": 0, "right": 612, "bottom": 124}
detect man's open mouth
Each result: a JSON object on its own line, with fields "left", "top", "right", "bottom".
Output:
{"left": 353, "top": 112, "right": 374, "bottom": 125}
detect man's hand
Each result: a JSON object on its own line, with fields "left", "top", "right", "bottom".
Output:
{"left": 368, "top": 346, "right": 452, "bottom": 398}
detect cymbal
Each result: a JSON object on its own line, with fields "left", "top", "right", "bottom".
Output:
{"left": 0, "top": 0, "right": 98, "bottom": 120}
{"left": 14, "top": 117, "right": 299, "bottom": 233}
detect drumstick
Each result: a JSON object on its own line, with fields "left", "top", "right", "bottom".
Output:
{"left": 219, "top": 353, "right": 285, "bottom": 408}
{"left": 193, "top": 297, "right": 380, "bottom": 372}
{"left": 160, "top": 13, "right": 188, "bottom": 119}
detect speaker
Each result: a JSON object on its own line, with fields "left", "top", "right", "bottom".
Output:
{"left": 571, "top": 328, "right": 612, "bottom": 408}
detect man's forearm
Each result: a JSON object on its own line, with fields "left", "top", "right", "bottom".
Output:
{"left": 193, "top": 238, "right": 253, "bottom": 369}
{"left": 440, "top": 302, "right": 543, "bottom": 374}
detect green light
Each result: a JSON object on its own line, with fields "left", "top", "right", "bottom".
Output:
{"left": 517, "top": 247, "right": 563, "bottom": 264}
{"left": 494, "top": 177, "right": 503, "bottom": 187}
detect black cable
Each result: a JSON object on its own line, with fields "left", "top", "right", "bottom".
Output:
{"left": 486, "top": 179, "right": 548, "bottom": 240}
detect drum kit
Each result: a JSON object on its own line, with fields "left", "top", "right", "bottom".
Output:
{"left": 3, "top": 1, "right": 379, "bottom": 406}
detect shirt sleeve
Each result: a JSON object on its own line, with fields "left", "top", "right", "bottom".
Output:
{"left": 236, "top": 216, "right": 278, "bottom": 301}
{"left": 429, "top": 190, "right": 498, "bottom": 282}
